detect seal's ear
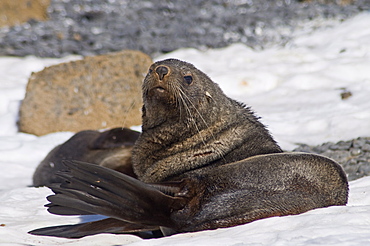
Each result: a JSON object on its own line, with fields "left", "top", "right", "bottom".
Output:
{"left": 89, "top": 128, "right": 140, "bottom": 150}
{"left": 205, "top": 91, "right": 214, "bottom": 103}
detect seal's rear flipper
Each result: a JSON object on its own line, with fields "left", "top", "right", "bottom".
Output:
{"left": 41, "top": 161, "right": 188, "bottom": 229}
{"left": 28, "top": 218, "right": 161, "bottom": 239}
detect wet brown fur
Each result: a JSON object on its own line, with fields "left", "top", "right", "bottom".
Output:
{"left": 33, "top": 128, "right": 140, "bottom": 187}
{"left": 133, "top": 59, "right": 282, "bottom": 183}
{"left": 29, "top": 59, "right": 348, "bottom": 239}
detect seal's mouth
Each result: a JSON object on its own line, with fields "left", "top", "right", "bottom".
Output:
{"left": 155, "top": 86, "right": 165, "bottom": 93}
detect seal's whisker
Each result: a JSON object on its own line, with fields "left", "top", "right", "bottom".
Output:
{"left": 176, "top": 88, "right": 203, "bottom": 138}
{"left": 176, "top": 86, "right": 227, "bottom": 160}
{"left": 171, "top": 83, "right": 191, "bottom": 121}
{"left": 170, "top": 81, "right": 183, "bottom": 119}
{"left": 120, "top": 100, "right": 136, "bottom": 130}
{"left": 177, "top": 87, "right": 227, "bottom": 152}
{"left": 173, "top": 85, "right": 207, "bottom": 146}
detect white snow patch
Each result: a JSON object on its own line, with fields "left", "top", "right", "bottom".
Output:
{"left": 0, "top": 12, "right": 370, "bottom": 246}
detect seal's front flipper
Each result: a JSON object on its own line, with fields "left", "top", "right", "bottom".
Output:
{"left": 28, "top": 217, "right": 161, "bottom": 239}
{"left": 44, "top": 161, "right": 188, "bottom": 228}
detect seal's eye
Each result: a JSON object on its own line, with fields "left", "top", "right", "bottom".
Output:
{"left": 184, "top": 75, "right": 193, "bottom": 85}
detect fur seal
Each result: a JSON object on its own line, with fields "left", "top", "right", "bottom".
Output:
{"left": 29, "top": 59, "right": 348, "bottom": 239}
{"left": 33, "top": 128, "right": 140, "bottom": 187}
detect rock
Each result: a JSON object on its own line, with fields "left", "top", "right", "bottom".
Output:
{"left": 2, "top": 0, "right": 369, "bottom": 58}
{"left": 0, "top": 0, "right": 50, "bottom": 27}
{"left": 350, "top": 148, "right": 362, "bottom": 156}
{"left": 362, "top": 144, "right": 370, "bottom": 152}
{"left": 293, "top": 136, "right": 370, "bottom": 181}
{"left": 19, "top": 50, "right": 152, "bottom": 136}
{"left": 300, "top": 0, "right": 355, "bottom": 5}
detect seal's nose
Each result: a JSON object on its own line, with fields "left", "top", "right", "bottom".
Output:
{"left": 156, "top": 66, "right": 168, "bottom": 80}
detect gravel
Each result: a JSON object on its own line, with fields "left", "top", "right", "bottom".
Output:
{"left": 293, "top": 137, "right": 370, "bottom": 181}
{"left": 0, "top": 0, "right": 369, "bottom": 180}
{"left": 1, "top": 0, "right": 370, "bottom": 57}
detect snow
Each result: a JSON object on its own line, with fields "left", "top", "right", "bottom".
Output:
{"left": 1, "top": 12, "right": 370, "bottom": 246}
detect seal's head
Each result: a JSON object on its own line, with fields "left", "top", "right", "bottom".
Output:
{"left": 142, "top": 59, "right": 226, "bottom": 129}
{"left": 134, "top": 59, "right": 283, "bottom": 182}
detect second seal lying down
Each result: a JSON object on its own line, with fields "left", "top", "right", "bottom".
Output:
{"left": 29, "top": 59, "right": 348, "bottom": 238}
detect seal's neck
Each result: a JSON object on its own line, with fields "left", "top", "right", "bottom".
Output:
{"left": 133, "top": 98, "right": 247, "bottom": 182}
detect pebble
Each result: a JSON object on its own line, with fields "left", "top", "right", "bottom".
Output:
{"left": 362, "top": 144, "right": 370, "bottom": 152}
